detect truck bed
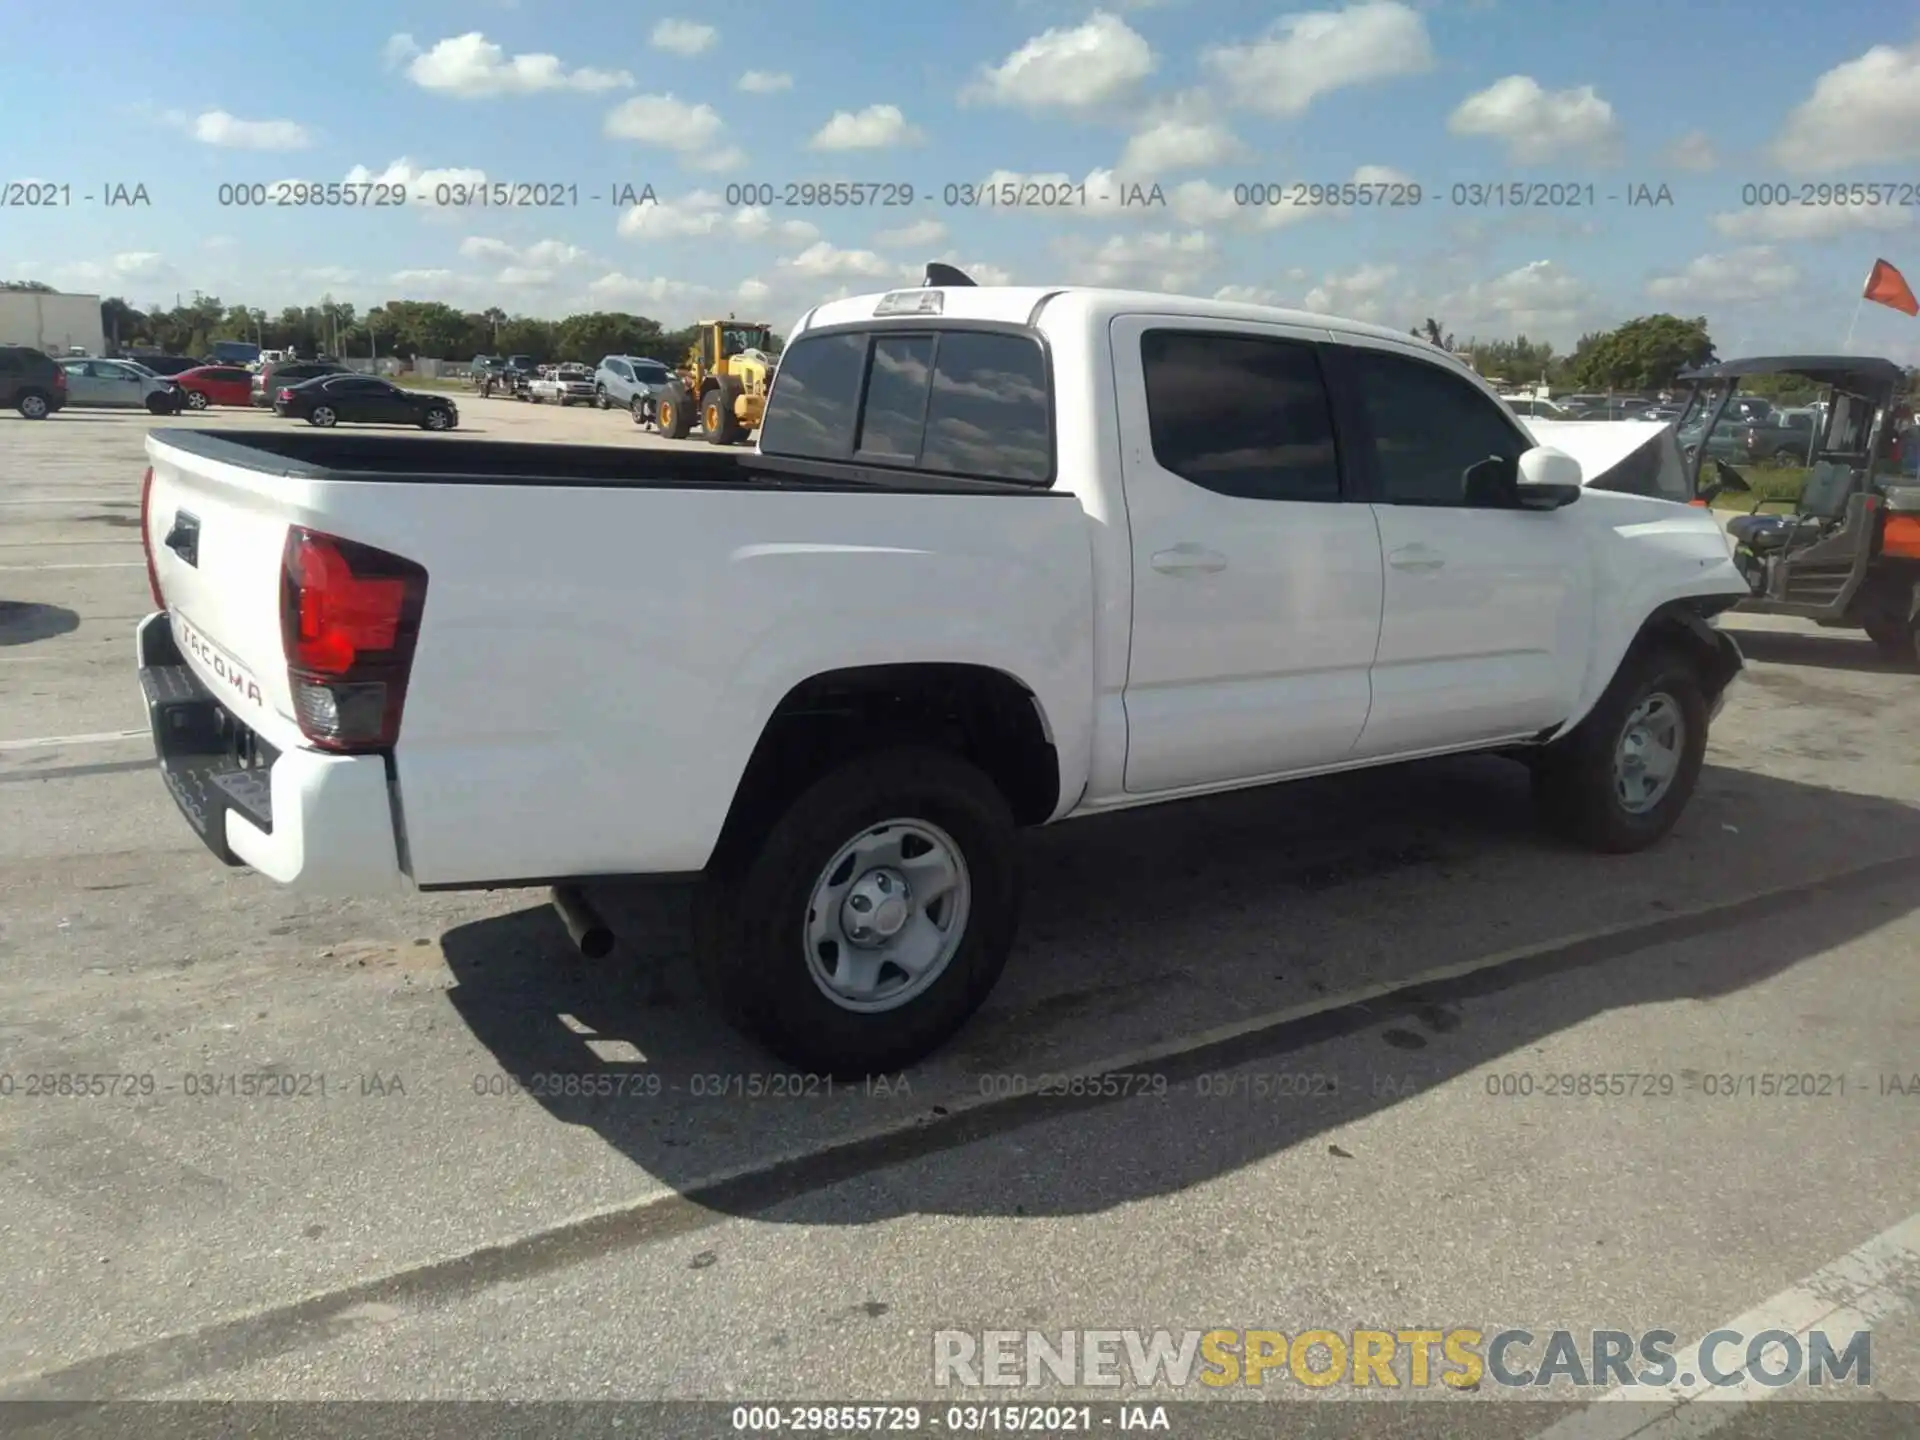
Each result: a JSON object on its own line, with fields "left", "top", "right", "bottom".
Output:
{"left": 140, "top": 428, "right": 1095, "bottom": 891}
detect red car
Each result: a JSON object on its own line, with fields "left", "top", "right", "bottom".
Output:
{"left": 173, "top": 365, "right": 256, "bottom": 410}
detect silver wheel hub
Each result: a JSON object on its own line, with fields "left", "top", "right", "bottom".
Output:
{"left": 1613, "top": 692, "right": 1684, "bottom": 815}
{"left": 803, "top": 819, "right": 970, "bottom": 1013}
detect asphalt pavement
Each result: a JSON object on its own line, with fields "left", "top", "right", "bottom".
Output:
{"left": 2, "top": 401, "right": 1918, "bottom": 1437}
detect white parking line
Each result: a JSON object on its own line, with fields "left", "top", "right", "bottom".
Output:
{"left": 0, "top": 728, "right": 147, "bottom": 752}
{"left": 1528, "top": 1210, "right": 1920, "bottom": 1438}
{"left": 0, "top": 498, "right": 135, "bottom": 506}
{"left": 0, "top": 561, "right": 144, "bottom": 571}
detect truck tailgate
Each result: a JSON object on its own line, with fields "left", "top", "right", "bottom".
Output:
{"left": 143, "top": 434, "right": 310, "bottom": 743}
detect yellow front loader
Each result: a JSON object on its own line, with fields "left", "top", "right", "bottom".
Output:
{"left": 654, "top": 319, "right": 777, "bottom": 445}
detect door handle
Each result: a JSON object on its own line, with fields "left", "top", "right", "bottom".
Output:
{"left": 1151, "top": 545, "right": 1228, "bottom": 575}
{"left": 1388, "top": 545, "right": 1445, "bottom": 572}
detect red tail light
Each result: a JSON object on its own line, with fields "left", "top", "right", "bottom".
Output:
{"left": 52, "top": 367, "right": 67, "bottom": 391}
{"left": 1688, "top": 498, "right": 1709, "bottom": 508}
{"left": 279, "top": 527, "right": 428, "bottom": 752}
{"left": 277, "top": 387, "right": 294, "bottom": 401}
{"left": 139, "top": 465, "right": 163, "bottom": 606}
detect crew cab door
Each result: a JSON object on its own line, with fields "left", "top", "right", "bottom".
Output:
{"left": 1112, "top": 317, "right": 1386, "bottom": 793}
{"left": 1324, "top": 340, "right": 1591, "bottom": 758}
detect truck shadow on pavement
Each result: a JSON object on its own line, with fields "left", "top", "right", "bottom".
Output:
{"left": 439, "top": 755, "right": 1920, "bottom": 1222}
{"left": 1718, "top": 622, "right": 1911, "bottom": 676}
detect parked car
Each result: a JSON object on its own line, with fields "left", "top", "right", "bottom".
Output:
{"left": 593, "top": 355, "right": 676, "bottom": 410}
{"left": 252, "top": 359, "right": 349, "bottom": 407}
{"left": 125, "top": 354, "right": 204, "bottom": 378}
{"left": 59, "top": 357, "right": 184, "bottom": 413}
{"left": 528, "top": 364, "right": 598, "bottom": 406}
{"left": 1736, "top": 406, "right": 1820, "bottom": 466}
{"left": 272, "top": 372, "right": 458, "bottom": 429}
{"left": 135, "top": 280, "right": 1749, "bottom": 1075}
{"left": 504, "top": 354, "right": 538, "bottom": 379}
{"left": 1505, "top": 397, "right": 1575, "bottom": 420}
{"left": 173, "top": 365, "right": 257, "bottom": 410}
{"left": 0, "top": 343, "right": 68, "bottom": 418}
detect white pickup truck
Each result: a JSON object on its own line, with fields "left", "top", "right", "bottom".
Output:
{"left": 135, "top": 280, "right": 1750, "bottom": 1075}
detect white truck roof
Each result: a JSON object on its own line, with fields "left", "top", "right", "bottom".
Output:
{"left": 799, "top": 286, "right": 1457, "bottom": 360}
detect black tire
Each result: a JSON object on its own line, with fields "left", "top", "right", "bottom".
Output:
{"left": 16, "top": 390, "right": 52, "bottom": 419}
{"left": 597, "top": 387, "right": 611, "bottom": 409}
{"left": 1531, "top": 643, "right": 1710, "bottom": 853}
{"left": 308, "top": 405, "right": 337, "bottom": 428}
{"left": 146, "top": 394, "right": 173, "bottom": 415}
{"left": 657, "top": 387, "right": 692, "bottom": 440}
{"left": 420, "top": 406, "right": 453, "bottom": 431}
{"left": 630, "top": 395, "right": 651, "bottom": 427}
{"left": 183, "top": 390, "right": 210, "bottom": 411}
{"left": 703, "top": 384, "right": 743, "bottom": 444}
{"left": 692, "top": 746, "right": 1021, "bottom": 1077}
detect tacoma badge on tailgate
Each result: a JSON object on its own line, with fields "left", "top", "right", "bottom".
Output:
{"left": 173, "top": 612, "right": 265, "bottom": 712}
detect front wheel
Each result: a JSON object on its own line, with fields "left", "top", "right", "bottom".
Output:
{"left": 656, "top": 389, "right": 692, "bottom": 440}
{"left": 693, "top": 747, "right": 1021, "bottom": 1077}
{"left": 1531, "top": 644, "right": 1709, "bottom": 852}
{"left": 183, "top": 390, "right": 210, "bottom": 411}
{"left": 630, "top": 395, "right": 652, "bottom": 427}
{"left": 596, "top": 387, "right": 611, "bottom": 410}
{"left": 146, "top": 393, "right": 174, "bottom": 416}
{"left": 420, "top": 406, "right": 453, "bottom": 431}
{"left": 308, "top": 405, "right": 337, "bottom": 428}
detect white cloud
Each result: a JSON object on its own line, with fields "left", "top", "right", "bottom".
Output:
{"left": 778, "top": 241, "right": 895, "bottom": 279}
{"left": 730, "top": 206, "right": 821, "bottom": 243}
{"left": 604, "top": 95, "right": 729, "bottom": 159}
{"left": 344, "top": 159, "right": 488, "bottom": 214}
{"left": 189, "top": 110, "right": 314, "bottom": 150}
{"left": 1660, "top": 130, "right": 1719, "bottom": 171}
{"left": 460, "top": 237, "right": 594, "bottom": 276}
{"left": 1202, "top": 1, "right": 1433, "bottom": 116}
{"left": 965, "top": 13, "right": 1155, "bottom": 111}
{"left": 809, "top": 105, "right": 923, "bottom": 150}
{"left": 1052, "top": 230, "right": 1216, "bottom": 293}
{"left": 650, "top": 20, "right": 716, "bottom": 56}
{"left": 1302, "top": 262, "right": 1402, "bottom": 321}
{"left": 382, "top": 33, "right": 420, "bottom": 69}
{"left": 615, "top": 191, "right": 813, "bottom": 242}
{"left": 737, "top": 278, "right": 773, "bottom": 307}
{"left": 737, "top": 71, "right": 792, "bottom": 94}
{"left": 44, "top": 252, "right": 179, "bottom": 290}
{"left": 1712, "top": 200, "right": 1914, "bottom": 244}
{"left": 403, "top": 32, "right": 632, "bottom": 98}
{"left": 875, "top": 218, "right": 949, "bottom": 249}
{"left": 1119, "top": 113, "right": 1245, "bottom": 175}
{"left": 1448, "top": 76, "right": 1620, "bottom": 164}
{"left": 1772, "top": 40, "right": 1920, "bottom": 171}
{"left": 1646, "top": 248, "right": 1799, "bottom": 305}
{"left": 1444, "top": 259, "right": 1593, "bottom": 331}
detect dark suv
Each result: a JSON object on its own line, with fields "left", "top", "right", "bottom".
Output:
{"left": 251, "top": 358, "right": 349, "bottom": 407}
{"left": 0, "top": 344, "right": 67, "bottom": 419}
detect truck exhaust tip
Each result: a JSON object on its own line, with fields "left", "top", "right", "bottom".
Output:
{"left": 551, "top": 885, "right": 615, "bottom": 959}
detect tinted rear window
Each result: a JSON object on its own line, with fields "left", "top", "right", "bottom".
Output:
{"left": 760, "top": 327, "right": 1052, "bottom": 483}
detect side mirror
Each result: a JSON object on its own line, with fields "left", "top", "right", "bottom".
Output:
{"left": 1515, "top": 446, "right": 1583, "bottom": 509}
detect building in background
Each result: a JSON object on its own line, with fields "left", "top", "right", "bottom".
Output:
{"left": 0, "top": 289, "right": 106, "bottom": 357}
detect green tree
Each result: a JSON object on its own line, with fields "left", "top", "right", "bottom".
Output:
{"left": 1570, "top": 314, "right": 1715, "bottom": 391}
{"left": 553, "top": 311, "right": 665, "bottom": 363}
{"left": 1, "top": 279, "right": 55, "bottom": 292}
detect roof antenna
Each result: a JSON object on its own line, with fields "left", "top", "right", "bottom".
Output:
{"left": 923, "top": 262, "right": 976, "bottom": 288}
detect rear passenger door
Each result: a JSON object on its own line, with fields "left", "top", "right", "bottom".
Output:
{"left": 1327, "top": 341, "right": 1591, "bottom": 758}
{"left": 1111, "top": 318, "right": 1386, "bottom": 793}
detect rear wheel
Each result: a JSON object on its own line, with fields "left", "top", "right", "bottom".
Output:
{"left": 1532, "top": 644, "right": 1710, "bottom": 852}
{"left": 692, "top": 747, "right": 1021, "bottom": 1077}
{"left": 17, "top": 391, "right": 51, "bottom": 419}
{"left": 183, "top": 389, "right": 210, "bottom": 411}
{"left": 308, "top": 405, "right": 337, "bottom": 428}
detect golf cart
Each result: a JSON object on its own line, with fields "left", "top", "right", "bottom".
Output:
{"left": 1678, "top": 355, "right": 1920, "bottom": 663}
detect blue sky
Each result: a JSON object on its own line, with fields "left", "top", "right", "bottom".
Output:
{"left": 4, "top": 0, "right": 1920, "bottom": 359}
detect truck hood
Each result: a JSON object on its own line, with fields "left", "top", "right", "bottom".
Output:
{"left": 1525, "top": 420, "right": 1675, "bottom": 485}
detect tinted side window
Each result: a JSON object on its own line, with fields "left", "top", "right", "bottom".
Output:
{"left": 1348, "top": 347, "right": 1528, "bottom": 505}
{"left": 920, "top": 331, "right": 1051, "bottom": 484}
{"left": 1140, "top": 330, "right": 1341, "bottom": 502}
{"left": 0, "top": 350, "right": 18, "bottom": 374}
{"left": 758, "top": 331, "right": 867, "bottom": 459}
{"left": 857, "top": 334, "right": 934, "bottom": 459}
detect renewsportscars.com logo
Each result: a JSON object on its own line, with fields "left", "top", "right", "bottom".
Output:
{"left": 931, "top": 1328, "right": 1872, "bottom": 1391}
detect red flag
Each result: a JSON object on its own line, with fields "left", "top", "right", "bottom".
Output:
{"left": 1864, "top": 259, "right": 1919, "bottom": 317}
